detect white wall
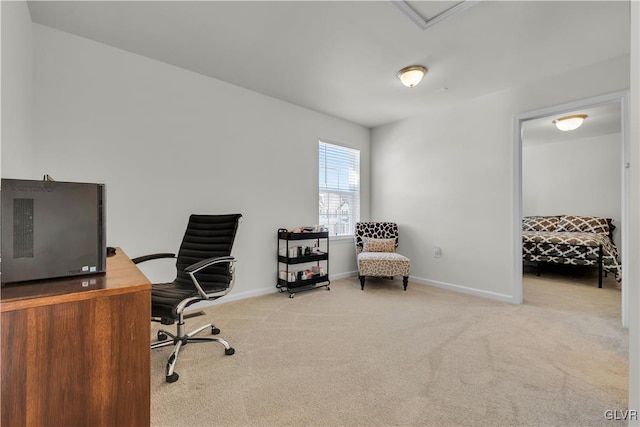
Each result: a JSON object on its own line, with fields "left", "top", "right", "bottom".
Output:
{"left": 522, "top": 133, "right": 622, "bottom": 243}
{"left": 371, "top": 55, "right": 630, "bottom": 301}
{"left": 31, "top": 24, "right": 369, "bottom": 299}
{"left": 628, "top": 0, "right": 640, "bottom": 421}
{"left": 1, "top": 0, "right": 34, "bottom": 179}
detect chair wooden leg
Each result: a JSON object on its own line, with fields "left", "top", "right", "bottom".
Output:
{"left": 359, "top": 275, "right": 365, "bottom": 290}
{"left": 403, "top": 276, "right": 408, "bottom": 291}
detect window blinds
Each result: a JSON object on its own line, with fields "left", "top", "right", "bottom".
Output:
{"left": 319, "top": 141, "right": 360, "bottom": 236}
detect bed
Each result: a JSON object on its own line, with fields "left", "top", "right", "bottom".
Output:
{"left": 522, "top": 215, "right": 621, "bottom": 288}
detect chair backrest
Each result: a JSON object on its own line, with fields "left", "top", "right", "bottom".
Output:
{"left": 174, "top": 214, "right": 242, "bottom": 290}
{"left": 354, "top": 222, "right": 399, "bottom": 254}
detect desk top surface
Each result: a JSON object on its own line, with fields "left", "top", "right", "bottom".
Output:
{"left": 1, "top": 248, "right": 151, "bottom": 312}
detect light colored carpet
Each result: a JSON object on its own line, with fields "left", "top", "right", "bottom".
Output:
{"left": 150, "top": 269, "right": 627, "bottom": 426}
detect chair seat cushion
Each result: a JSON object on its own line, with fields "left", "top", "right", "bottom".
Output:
{"left": 357, "top": 252, "right": 410, "bottom": 277}
{"left": 151, "top": 282, "right": 226, "bottom": 320}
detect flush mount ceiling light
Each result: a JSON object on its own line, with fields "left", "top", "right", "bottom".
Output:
{"left": 397, "top": 65, "right": 428, "bottom": 88}
{"left": 553, "top": 114, "right": 588, "bottom": 131}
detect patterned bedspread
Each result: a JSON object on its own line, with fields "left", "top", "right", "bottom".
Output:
{"left": 522, "top": 231, "right": 621, "bottom": 281}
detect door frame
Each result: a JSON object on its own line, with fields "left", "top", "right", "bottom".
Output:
{"left": 513, "top": 90, "right": 630, "bottom": 327}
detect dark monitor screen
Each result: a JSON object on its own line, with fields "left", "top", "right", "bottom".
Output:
{"left": 1, "top": 179, "right": 106, "bottom": 284}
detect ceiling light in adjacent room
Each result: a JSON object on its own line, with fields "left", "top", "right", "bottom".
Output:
{"left": 397, "top": 65, "right": 428, "bottom": 88}
{"left": 553, "top": 114, "right": 587, "bottom": 131}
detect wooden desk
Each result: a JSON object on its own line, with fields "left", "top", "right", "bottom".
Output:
{"left": 1, "top": 248, "right": 151, "bottom": 427}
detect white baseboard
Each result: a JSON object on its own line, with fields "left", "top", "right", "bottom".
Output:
{"left": 193, "top": 272, "right": 357, "bottom": 311}
{"left": 215, "top": 287, "right": 279, "bottom": 304}
{"left": 410, "top": 275, "right": 517, "bottom": 304}
{"left": 330, "top": 270, "right": 358, "bottom": 280}
{"left": 186, "top": 271, "right": 517, "bottom": 313}
{"left": 185, "top": 286, "right": 278, "bottom": 311}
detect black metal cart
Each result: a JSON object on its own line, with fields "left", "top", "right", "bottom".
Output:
{"left": 277, "top": 228, "right": 330, "bottom": 298}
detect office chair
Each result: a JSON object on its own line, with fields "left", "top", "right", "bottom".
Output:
{"left": 133, "top": 213, "right": 242, "bottom": 383}
{"left": 354, "top": 222, "right": 410, "bottom": 291}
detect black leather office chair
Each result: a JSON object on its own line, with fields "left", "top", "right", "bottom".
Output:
{"left": 133, "top": 213, "right": 242, "bottom": 383}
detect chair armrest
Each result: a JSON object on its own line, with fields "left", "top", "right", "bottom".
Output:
{"left": 185, "top": 256, "right": 237, "bottom": 298}
{"left": 184, "top": 256, "right": 236, "bottom": 274}
{"left": 131, "top": 253, "right": 176, "bottom": 264}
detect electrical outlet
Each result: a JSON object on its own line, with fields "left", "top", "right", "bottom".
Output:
{"left": 433, "top": 246, "right": 442, "bottom": 258}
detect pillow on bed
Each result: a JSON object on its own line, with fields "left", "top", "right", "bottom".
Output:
{"left": 522, "top": 216, "right": 559, "bottom": 232}
{"left": 557, "top": 215, "right": 610, "bottom": 234}
{"left": 362, "top": 237, "right": 396, "bottom": 253}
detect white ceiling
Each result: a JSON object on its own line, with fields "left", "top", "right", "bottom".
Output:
{"left": 27, "top": 1, "right": 630, "bottom": 129}
{"left": 522, "top": 103, "right": 622, "bottom": 147}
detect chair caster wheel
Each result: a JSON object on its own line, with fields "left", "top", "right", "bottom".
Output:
{"left": 158, "top": 332, "right": 167, "bottom": 341}
{"left": 326, "top": 286, "right": 330, "bottom": 291}
{"left": 225, "top": 347, "right": 235, "bottom": 356}
{"left": 211, "top": 327, "right": 220, "bottom": 335}
{"left": 289, "top": 294, "right": 294, "bottom": 298}
{"left": 166, "top": 373, "right": 179, "bottom": 383}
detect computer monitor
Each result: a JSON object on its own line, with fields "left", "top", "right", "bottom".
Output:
{"left": 1, "top": 178, "right": 106, "bottom": 284}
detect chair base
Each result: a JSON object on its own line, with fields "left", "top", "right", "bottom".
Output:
{"left": 151, "top": 318, "right": 234, "bottom": 383}
{"left": 359, "top": 275, "right": 408, "bottom": 291}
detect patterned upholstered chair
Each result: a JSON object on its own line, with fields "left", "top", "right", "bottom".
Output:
{"left": 354, "top": 222, "right": 410, "bottom": 291}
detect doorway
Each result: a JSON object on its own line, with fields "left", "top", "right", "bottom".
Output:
{"left": 513, "top": 91, "right": 630, "bottom": 327}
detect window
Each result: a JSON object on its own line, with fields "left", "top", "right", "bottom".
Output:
{"left": 319, "top": 140, "right": 360, "bottom": 236}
